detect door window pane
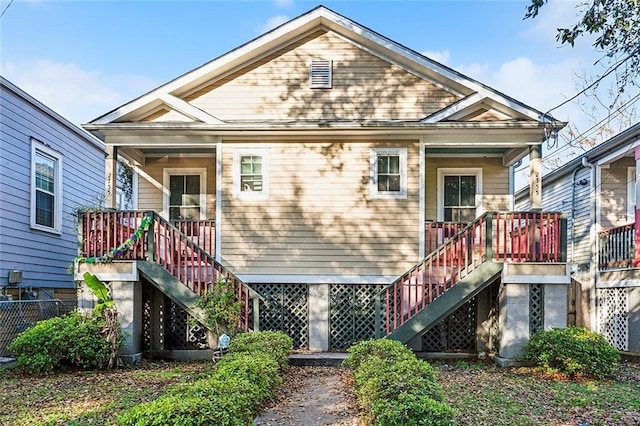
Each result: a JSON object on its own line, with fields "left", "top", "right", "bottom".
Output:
{"left": 444, "top": 175, "right": 476, "bottom": 222}
{"left": 169, "top": 174, "right": 200, "bottom": 220}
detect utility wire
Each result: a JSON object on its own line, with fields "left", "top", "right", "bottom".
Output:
{"left": 0, "top": 0, "right": 14, "bottom": 19}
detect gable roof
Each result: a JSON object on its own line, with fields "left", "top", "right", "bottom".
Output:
{"left": 87, "top": 5, "right": 562, "bottom": 129}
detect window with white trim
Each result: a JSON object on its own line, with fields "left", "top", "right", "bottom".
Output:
{"left": 30, "top": 139, "right": 63, "bottom": 234}
{"left": 370, "top": 148, "right": 407, "bottom": 199}
{"left": 437, "top": 168, "right": 482, "bottom": 222}
{"left": 233, "top": 149, "right": 270, "bottom": 199}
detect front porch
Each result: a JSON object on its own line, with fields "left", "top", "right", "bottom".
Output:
{"left": 76, "top": 209, "right": 569, "bottom": 361}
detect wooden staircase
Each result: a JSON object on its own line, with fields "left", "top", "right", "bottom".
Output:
{"left": 376, "top": 211, "right": 567, "bottom": 343}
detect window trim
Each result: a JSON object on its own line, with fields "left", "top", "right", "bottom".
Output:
{"left": 162, "top": 168, "right": 207, "bottom": 220}
{"left": 436, "top": 168, "right": 483, "bottom": 221}
{"left": 370, "top": 147, "right": 407, "bottom": 199}
{"left": 233, "top": 148, "right": 270, "bottom": 200}
{"left": 30, "top": 139, "right": 63, "bottom": 234}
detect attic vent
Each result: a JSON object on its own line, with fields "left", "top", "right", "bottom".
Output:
{"left": 309, "top": 59, "right": 332, "bottom": 89}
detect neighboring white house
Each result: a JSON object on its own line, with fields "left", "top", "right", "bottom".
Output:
{"left": 0, "top": 76, "right": 105, "bottom": 301}
{"left": 516, "top": 122, "right": 640, "bottom": 354}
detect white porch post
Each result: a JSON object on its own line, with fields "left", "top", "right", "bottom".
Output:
{"left": 529, "top": 144, "right": 542, "bottom": 210}
{"left": 105, "top": 145, "right": 118, "bottom": 209}
{"left": 634, "top": 146, "right": 640, "bottom": 267}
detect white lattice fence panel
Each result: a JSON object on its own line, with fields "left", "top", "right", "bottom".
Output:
{"left": 529, "top": 284, "right": 544, "bottom": 336}
{"left": 598, "top": 288, "right": 629, "bottom": 351}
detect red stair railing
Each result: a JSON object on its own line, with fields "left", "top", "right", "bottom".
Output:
{"left": 376, "top": 211, "right": 567, "bottom": 337}
{"left": 80, "top": 210, "right": 253, "bottom": 332}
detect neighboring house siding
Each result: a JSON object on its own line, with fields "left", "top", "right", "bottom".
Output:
{"left": 220, "top": 141, "right": 420, "bottom": 277}
{"left": 177, "top": 31, "right": 460, "bottom": 122}
{"left": 0, "top": 82, "right": 104, "bottom": 290}
{"left": 600, "top": 157, "right": 634, "bottom": 229}
{"left": 137, "top": 156, "right": 216, "bottom": 219}
{"left": 424, "top": 156, "right": 509, "bottom": 221}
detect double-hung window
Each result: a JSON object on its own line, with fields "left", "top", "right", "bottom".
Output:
{"left": 233, "top": 149, "right": 269, "bottom": 199}
{"left": 370, "top": 147, "right": 407, "bottom": 199}
{"left": 30, "top": 139, "right": 62, "bottom": 233}
{"left": 163, "top": 168, "right": 206, "bottom": 220}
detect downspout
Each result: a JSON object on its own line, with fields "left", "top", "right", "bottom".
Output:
{"left": 581, "top": 157, "right": 597, "bottom": 331}
{"left": 570, "top": 164, "right": 585, "bottom": 262}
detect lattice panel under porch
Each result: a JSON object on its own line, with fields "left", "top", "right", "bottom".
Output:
{"left": 422, "top": 297, "right": 477, "bottom": 352}
{"left": 249, "top": 283, "right": 309, "bottom": 349}
{"left": 529, "top": 284, "right": 545, "bottom": 336}
{"left": 598, "top": 288, "right": 629, "bottom": 351}
{"left": 163, "top": 296, "right": 208, "bottom": 350}
{"left": 329, "top": 284, "right": 382, "bottom": 350}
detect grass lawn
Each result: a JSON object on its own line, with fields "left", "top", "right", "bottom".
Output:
{"left": 0, "top": 358, "right": 638, "bottom": 425}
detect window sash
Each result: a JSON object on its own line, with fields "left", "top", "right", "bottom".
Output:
{"left": 169, "top": 174, "right": 201, "bottom": 220}
{"left": 34, "top": 150, "right": 58, "bottom": 229}
{"left": 240, "top": 155, "right": 264, "bottom": 192}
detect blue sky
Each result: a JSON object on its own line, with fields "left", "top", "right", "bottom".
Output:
{"left": 1, "top": 0, "right": 637, "bottom": 172}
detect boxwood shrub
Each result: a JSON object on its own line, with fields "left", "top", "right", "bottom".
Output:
{"left": 343, "top": 339, "right": 456, "bottom": 426}
{"left": 118, "top": 330, "right": 293, "bottom": 426}
{"left": 8, "top": 311, "right": 111, "bottom": 374}
{"left": 522, "top": 326, "right": 620, "bottom": 379}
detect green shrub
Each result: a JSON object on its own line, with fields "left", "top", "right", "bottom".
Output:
{"left": 370, "top": 392, "right": 456, "bottom": 426}
{"left": 8, "top": 311, "right": 111, "bottom": 374}
{"left": 522, "top": 326, "right": 620, "bottom": 379}
{"left": 342, "top": 338, "right": 415, "bottom": 370}
{"left": 345, "top": 339, "right": 456, "bottom": 426}
{"left": 119, "top": 330, "right": 291, "bottom": 425}
{"left": 229, "top": 330, "right": 292, "bottom": 369}
{"left": 354, "top": 357, "right": 444, "bottom": 409}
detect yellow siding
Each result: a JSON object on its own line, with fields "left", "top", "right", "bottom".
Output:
{"left": 180, "top": 31, "right": 459, "bottom": 122}
{"left": 425, "top": 156, "right": 509, "bottom": 221}
{"left": 137, "top": 156, "right": 216, "bottom": 219}
{"left": 601, "top": 157, "right": 635, "bottom": 228}
{"left": 221, "top": 141, "right": 420, "bottom": 276}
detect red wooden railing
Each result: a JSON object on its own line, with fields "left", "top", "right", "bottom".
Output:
{"left": 80, "top": 210, "right": 252, "bottom": 332}
{"left": 378, "top": 211, "right": 567, "bottom": 337}
{"left": 598, "top": 223, "right": 635, "bottom": 270}
{"left": 425, "top": 221, "right": 467, "bottom": 255}
{"left": 174, "top": 220, "right": 215, "bottom": 257}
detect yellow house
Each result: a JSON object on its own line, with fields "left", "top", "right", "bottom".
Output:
{"left": 79, "top": 6, "right": 570, "bottom": 362}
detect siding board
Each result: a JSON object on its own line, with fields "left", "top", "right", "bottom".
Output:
{"left": 0, "top": 80, "right": 105, "bottom": 290}
{"left": 221, "top": 141, "right": 420, "bottom": 277}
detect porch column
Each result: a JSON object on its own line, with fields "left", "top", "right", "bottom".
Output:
{"left": 105, "top": 145, "right": 118, "bottom": 209}
{"left": 529, "top": 144, "right": 542, "bottom": 210}
{"left": 634, "top": 147, "right": 640, "bottom": 267}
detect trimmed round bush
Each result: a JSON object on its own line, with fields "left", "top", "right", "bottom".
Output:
{"left": 342, "top": 338, "right": 415, "bottom": 370}
{"left": 522, "top": 326, "right": 620, "bottom": 379}
{"left": 8, "top": 311, "right": 111, "bottom": 374}
{"left": 229, "top": 330, "right": 292, "bottom": 369}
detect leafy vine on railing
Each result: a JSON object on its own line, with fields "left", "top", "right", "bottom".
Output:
{"left": 76, "top": 215, "right": 153, "bottom": 264}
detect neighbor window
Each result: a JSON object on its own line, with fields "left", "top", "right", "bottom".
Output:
{"left": 30, "top": 139, "right": 62, "bottom": 233}
{"left": 233, "top": 149, "right": 270, "bottom": 199}
{"left": 370, "top": 148, "right": 407, "bottom": 199}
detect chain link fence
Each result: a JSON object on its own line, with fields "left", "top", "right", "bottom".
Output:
{"left": 0, "top": 299, "right": 77, "bottom": 357}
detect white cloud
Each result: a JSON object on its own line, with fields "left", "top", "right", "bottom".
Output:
{"left": 421, "top": 50, "right": 450, "bottom": 66}
{"left": 2, "top": 59, "right": 158, "bottom": 125}
{"left": 258, "top": 15, "right": 290, "bottom": 33}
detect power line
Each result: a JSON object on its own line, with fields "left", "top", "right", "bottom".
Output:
{"left": 0, "top": 0, "right": 14, "bottom": 19}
